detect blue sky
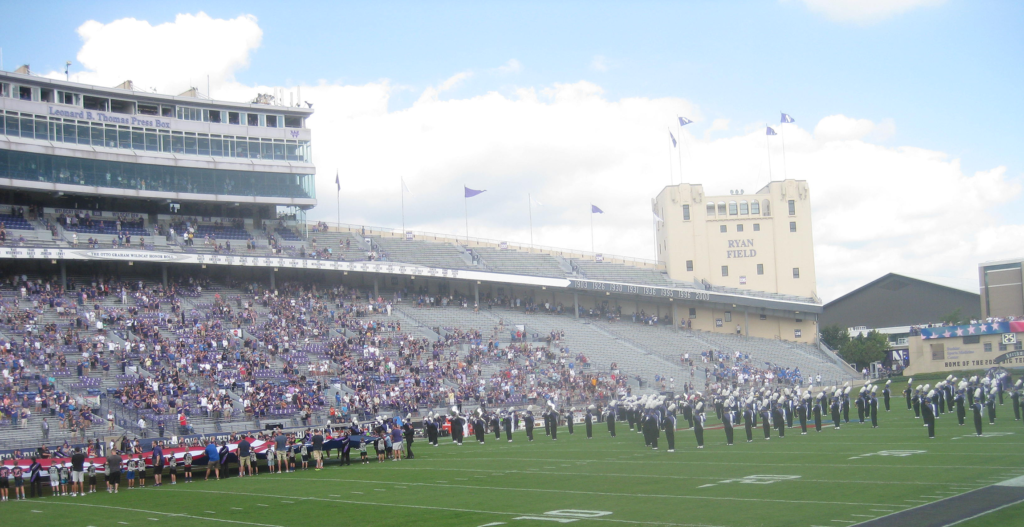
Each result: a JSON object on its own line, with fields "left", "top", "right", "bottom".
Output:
{"left": 1, "top": 1, "right": 1022, "bottom": 300}
{"left": 4, "top": 1, "right": 1021, "bottom": 180}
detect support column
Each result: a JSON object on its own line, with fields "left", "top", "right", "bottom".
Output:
{"left": 161, "top": 264, "right": 168, "bottom": 288}
{"left": 473, "top": 283, "right": 479, "bottom": 307}
{"left": 573, "top": 292, "right": 579, "bottom": 319}
{"left": 60, "top": 260, "right": 67, "bottom": 290}
{"left": 373, "top": 277, "right": 379, "bottom": 299}
{"left": 744, "top": 309, "right": 749, "bottom": 337}
{"left": 671, "top": 302, "right": 679, "bottom": 330}
{"left": 269, "top": 268, "right": 276, "bottom": 290}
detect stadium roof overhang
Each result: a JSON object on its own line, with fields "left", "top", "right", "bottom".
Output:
{"left": 4, "top": 246, "right": 821, "bottom": 315}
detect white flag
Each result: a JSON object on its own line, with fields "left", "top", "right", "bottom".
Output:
{"left": 402, "top": 177, "right": 411, "bottom": 194}
{"left": 530, "top": 195, "right": 543, "bottom": 207}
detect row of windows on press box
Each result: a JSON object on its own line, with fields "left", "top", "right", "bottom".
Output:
{"left": 1, "top": 82, "right": 305, "bottom": 129}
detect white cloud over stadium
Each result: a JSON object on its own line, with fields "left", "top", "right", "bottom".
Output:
{"left": 49, "top": 12, "right": 1023, "bottom": 302}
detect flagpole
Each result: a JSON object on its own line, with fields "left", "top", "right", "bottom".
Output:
{"left": 780, "top": 115, "right": 788, "bottom": 179}
{"left": 590, "top": 207, "right": 595, "bottom": 254}
{"left": 464, "top": 190, "right": 469, "bottom": 242}
{"left": 336, "top": 169, "right": 340, "bottom": 230}
{"left": 677, "top": 120, "right": 683, "bottom": 184}
{"left": 668, "top": 130, "right": 674, "bottom": 185}
{"left": 765, "top": 125, "right": 773, "bottom": 182}
{"left": 528, "top": 193, "right": 534, "bottom": 249}
{"left": 401, "top": 177, "right": 406, "bottom": 234}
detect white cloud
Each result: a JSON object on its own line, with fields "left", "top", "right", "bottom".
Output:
{"left": 814, "top": 114, "right": 895, "bottom": 142}
{"left": 61, "top": 12, "right": 262, "bottom": 95}
{"left": 795, "top": 0, "right": 946, "bottom": 24}
{"left": 494, "top": 59, "right": 522, "bottom": 75}
{"left": 704, "top": 118, "right": 730, "bottom": 139}
{"left": 51, "top": 13, "right": 1023, "bottom": 303}
{"left": 590, "top": 55, "right": 610, "bottom": 72}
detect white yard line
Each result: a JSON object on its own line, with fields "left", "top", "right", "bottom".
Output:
{"left": 267, "top": 476, "right": 911, "bottom": 508}
{"left": 33, "top": 501, "right": 287, "bottom": 527}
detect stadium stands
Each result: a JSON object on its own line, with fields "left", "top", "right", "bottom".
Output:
{"left": 473, "top": 246, "right": 568, "bottom": 278}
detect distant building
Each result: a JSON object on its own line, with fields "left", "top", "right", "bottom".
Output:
{"left": 979, "top": 258, "right": 1024, "bottom": 319}
{"left": 821, "top": 273, "right": 979, "bottom": 330}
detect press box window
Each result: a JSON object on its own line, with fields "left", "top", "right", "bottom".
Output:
{"left": 707, "top": 203, "right": 716, "bottom": 216}
{"left": 686, "top": 260, "right": 693, "bottom": 272}
{"left": 788, "top": 199, "right": 796, "bottom": 215}
{"left": 789, "top": 221, "right": 797, "bottom": 232}
{"left": 718, "top": 202, "right": 727, "bottom": 215}
{"left": 757, "top": 264, "right": 764, "bottom": 275}
{"left": 688, "top": 308, "right": 697, "bottom": 319}
{"left": 720, "top": 225, "right": 727, "bottom": 233}
{"left": 682, "top": 204, "right": 690, "bottom": 221}
{"left": 721, "top": 266, "right": 728, "bottom": 277}
{"left": 984, "top": 342, "right": 992, "bottom": 352}
{"left": 729, "top": 201, "right": 738, "bottom": 215}
{"left": 739, "top": 201, "right": 748, "bottom": 215}
{"left": 793, "top": 268, "right": 800, "bottom": 279}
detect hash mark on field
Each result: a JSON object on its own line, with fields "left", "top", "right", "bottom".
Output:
{"left": 281, "top": 500, "right": 295, "bottom": 503}
{"left": 329, "top": 495, "right": 340, "bottom": 497}
{"left": 830, "top": 521, "right": 855, "bottom": 524}
{"left": 851, "top": 514, "right": 876, "bottom": 517}
{"left": 205, "top": 511, "right": 216, "bottom": 514}
{"left": 232, "top": 507, "right": 243, "bottom": 510}
{"left": 256, "top": 504, "right": 268, "bottom": 507}
{"left": 905, "top": 499, "right": 928, "bottom": 503}
{"left": 920, "top": 495, "right": 943, "bottom": 498}
{"left": 148, "top": 519, "right": 159, "bottom": 522}
{"left": 374, "top": 489, "right": 385, "bottom": 492}
{"left": 870, "top": 510, "right": 893, "bottom": 512}
{"left": 352, "top": 492, "right": 363, "bottom": 494}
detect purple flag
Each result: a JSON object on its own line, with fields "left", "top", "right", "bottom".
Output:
{"left": 669, "top": 131, "right": 677, "bottom": 147}
{"left": 678, "top": 116, "right": 692, "bottom": 126}
{"left": 591, "top": 205, "right": 604, "bottom": 214}
{"left": 464, "top": 186, "right": 486, "bottom": 198}
{"left": 780, "top": 113, "right": 795, "bottom": 124}
{"left": 335, "top": 171, "right": 340, "bottom": 191}
{"left": 766, "top": 126, "right": 777, "bottom": 136}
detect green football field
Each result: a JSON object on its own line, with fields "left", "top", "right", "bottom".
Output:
{"left": 4, "top": 406, "right": 1023, "bottom": 527}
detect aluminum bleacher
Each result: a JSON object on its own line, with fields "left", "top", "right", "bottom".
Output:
{"left": 473, "top": 246, "right": 567, "bottom": 278}
{"left": 370, "top": 236, "right": 472, "bottom": 269}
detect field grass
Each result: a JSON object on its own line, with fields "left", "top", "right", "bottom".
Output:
{"left": 4, "top": 405, "right": 1023, "bottom": 527}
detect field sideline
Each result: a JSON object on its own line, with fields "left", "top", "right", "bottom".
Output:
{"left": 4, "top": 407, "right": 1022, "bottom": 527}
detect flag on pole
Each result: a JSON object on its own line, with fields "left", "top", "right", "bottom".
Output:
{"left": 464, "top": 186, "right": 486, "bottom": 198}
{"left": 766, "top": 126, "right": 777, "bottom": 136}
{"left": 591, "top": 205, "right": 604, "bottom": 214}
{"left": 678, "top": 116, "right": 693, "bottom": 126}
{"left": 335, "top": 171, "right": 340, "bottom": 191}
{"left": 530, "top": 195, "right": 543, "bottom": 207}
{"left": 653, "top": 210, "right": 663, "bottom": 222}
{"left": 780, "top": 113, "right": 795, "bottom": 123}
{"left": 669, "top": 131, "right": 677, "bottom": 147}
{"left": 402, "top": 177, "right": 411, "bottom": 194}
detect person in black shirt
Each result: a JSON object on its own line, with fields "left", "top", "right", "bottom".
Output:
{"left": 402, "top": 421, "right": 415, "bottom": 459}
{"left": 71, "top": 448, "right": 87, "bottom": 496}
{"left": 29, "top": 458, "right": 43, "bottom": 498}
{"left": 311, "top": 431, "right": 324, "bottom": 471}
{"left": 237, "top": 438, "right": 252, "bottom": 476}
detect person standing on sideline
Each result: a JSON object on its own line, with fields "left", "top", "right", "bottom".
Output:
{"left": 238, "top": 436, "right": 253, "bottom": 476}
{"left": 152, "top": 442, "right": 164, "bottom": 486}
{"left": 29, "top": 457, "right": 43, "bottom": 499}
{"left": 274, "top": 430, "right": 288, "bottom": 474}
{"left": 71, "top": 448, "right": 86, "bottom": 496}
{"left": 311, "top": 430, "right": 324, "bottom": 470}
{"left": 403, "top": 420, "right": 415, "bottom": 459}
{"left": 106, "top": 450, "right": 122, "bottom": 493}
{"left": 204, "top": 440, "right": 221, "bottom": 481}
